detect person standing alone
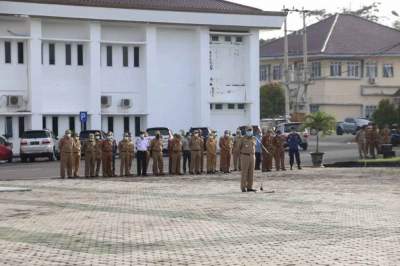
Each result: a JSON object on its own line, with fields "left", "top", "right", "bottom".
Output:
{"left": 286, "top": 127, "right": 302, "bottom": 170}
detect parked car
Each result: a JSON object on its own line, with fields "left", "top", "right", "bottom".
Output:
{"left": 275, "top": 122, "right": 309, "bottom": 150}
{"left": 146, "top": 127, "right": 173, "bottom": 152}
{"left": 238, "top": 125, "right": 262, "bottom": 136}
{"left": 391, "top": 129, "right": 400, "bottom": 146}
{"left": 340, "top": 118, "right": 370, "bottom": 135}
{"left": 79, "top": 130, "right": 107, "bottom": 155}
{"left": 189, "top": 127, "right": 212, "bottom": 150}
{"left": 0, "top": 135, "right": 13, "bottom": 163}
{"left": 20, "top": 130, "right": 59, "bottom": 162}
{"left": 336, "top": 122, "right": 344, "bottom": 135}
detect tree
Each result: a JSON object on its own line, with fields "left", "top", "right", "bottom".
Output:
{"left": 260, "top": 83, "right": 285, "bottom": 118}
{"left": 393, "top": 20, "right": 400, "bottom": 30}
{"left": 309, "top": 2, "right": 381, "bottom": 22}
{"left": 302, "top": 112, "right": 336, "bottom": 153}
{"left": 372, "top": 99, "right": 398, "bottom": 128}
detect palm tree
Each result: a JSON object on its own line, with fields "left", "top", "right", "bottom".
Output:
{"left": 302, "top": 112, "right": 336, "bottom": 154}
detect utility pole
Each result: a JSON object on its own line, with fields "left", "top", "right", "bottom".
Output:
{"left": 302, "top": 10, "right": 309, "bottom": 114}
{"left": 283, "top": 8, "right": 290, "bottom": 119}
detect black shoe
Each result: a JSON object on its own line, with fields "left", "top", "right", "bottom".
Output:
{"left": 241, "top": 189, "right": 246, "bottom": 193}
{"left": 298, "top": 166, "right": 302, "bottom": 170}
{"left": 290, "top": 166, "right": 293, "bottom": 170}
{"left": 247, "top": 188, "right": 257, "bottom": 192}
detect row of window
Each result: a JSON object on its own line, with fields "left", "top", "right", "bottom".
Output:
{"left": 210, "top": 35, "right": 243, "bottom": 43}
{"left": 210, "top": 103, "right": 246, "bottom": 110}
{"left": 1, "top": 41, "right": 24, "bottom": 64}
{"left": 260, "top": 61, "right": 395, "bottom": 81}
{"left": 309, "top": 105, "right": 377, "bottom": 119}
{"left": 106, "top": 46, "right": 140, "bottom": 67}
{"left": 4, "top": 117, "right": 25, "bottom": 138}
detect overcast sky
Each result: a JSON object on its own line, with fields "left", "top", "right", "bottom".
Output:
{"left": 229, "top": 0, "right": 400, "bottom": 39}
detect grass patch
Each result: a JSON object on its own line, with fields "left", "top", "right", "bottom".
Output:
{"left": 358, "top": 157, "right": 400, "bottom": 163}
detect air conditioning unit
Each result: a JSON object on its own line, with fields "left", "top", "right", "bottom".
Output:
{"left": 7, "top": 95, "right": 23, "bottom": 107}
{"left": 120, "top": 98, "right": 132, "bottom": 108}
{"left": 101, "top": 96, "right": 112, "bottom": 108}
{"left": 368, "top": 78, "right": 376, "bottom": 85}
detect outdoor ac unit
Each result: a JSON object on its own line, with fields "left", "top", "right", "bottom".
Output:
{"left": 368, "top": 78, "right": 376, "bottom": 85}
{"left": 6, "top": 95, "right": 23, "bottom": 107}
{"left": 101, "top": 96, "right": 112, "bottom": 108}
{"left": 120, "top": 98, "right": 132, "bottom": 108}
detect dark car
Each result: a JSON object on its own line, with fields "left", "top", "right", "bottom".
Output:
{"left": 0, "top": 135, "right": 13, "bottom": 163}
{"left": 79, "top": 130, "right": 107, "bottom": 155}
{"left": 189, "top": 127, "right": 212, "bottom": 150}
{"left": 391, "top": 129, "right": 400, "bottom": 146}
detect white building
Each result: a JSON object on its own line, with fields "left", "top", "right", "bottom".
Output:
{"left": 0, "top": 0, "right": 283, "bottom": 152}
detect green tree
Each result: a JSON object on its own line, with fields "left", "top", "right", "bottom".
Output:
{"left": 302, "top": 112, "right": 336, "bottom": 153}
{"left": 309, "top": 2, "right": 381, "bottom": 22}
{"left": 260, "top": 83, "right": 285, "bottom": 118}
{"left": 372, "top": 99, "right": 398, "bottom": 127}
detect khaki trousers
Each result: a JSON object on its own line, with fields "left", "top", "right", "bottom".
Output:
{"left": 207, "top": 152, "right": 217, "bottom": 172}
{"left": 171, "top": 152, "right": 181, "bottom": 175}
{"left": 190, "top": 151, "right": 201, "bottom": 174}
{"left": 73, "top": 152, "right": 81, "bottom": 177}
{"left": 152, "top": 152, "right": 164, "bottom": 175}
{"left": 120, "top": 152, "right": 130, "bottom": 176}
{"left": 262, "top": 151, "right": 273, "bottom": 171}
{"left": 102, "top": 152, "right": 113, "bottom": 177}
{"left": 233, "top": 150, "right": 240, "bottom": 171}
{"left": 240, "top": 154, "right": 255, "bottom": 190}
{"left": 85, "top": 152, "right": 95, "bottom": 177}
{"left": 220, "top": 150, "right": 231, "bottom": 173}
{"left": 95, "top": 158, "right": 101, "bottom": 177}
{"left": 60, "top": 152, "right": 73, "bottom": 178}
{"left": 274, "top": 150, "right": 285, "bottom": 170}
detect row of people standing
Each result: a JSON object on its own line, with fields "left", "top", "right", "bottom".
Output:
{"left": 355, "top": 123, "right": 391, "bottom": 159}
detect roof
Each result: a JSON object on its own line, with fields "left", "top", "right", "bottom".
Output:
{"left": 5, "top": 0, "right": 281, "bottom": 15}
{"left": 260, "top": 14, "right": 400, "bottom": 58}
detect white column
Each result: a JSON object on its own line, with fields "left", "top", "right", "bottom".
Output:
{"left": 28, "top": 18, "right": 43, "bottom": 130}
{"left": 195, "top": 27, "right": 211, "bottom": 126}
{"left": 247, "top": 29, "right": 261, "bottom": 125}
{"left": 145, "top": 25, "right": 157, "bottom": 128}
{"left": 88, "top": 22, "right": 102, "bottom": 129}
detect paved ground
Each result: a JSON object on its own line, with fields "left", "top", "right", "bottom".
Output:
{"left": 0, "top": 168, "right": 399, "bottom": 265}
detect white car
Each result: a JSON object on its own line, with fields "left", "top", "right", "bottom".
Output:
{"left": 20, "top": 130, "right": 60, "bottom": 162}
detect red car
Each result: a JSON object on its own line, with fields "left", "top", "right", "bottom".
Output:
{"left": 0, "top": 136, "right": 13, "bottom": 162}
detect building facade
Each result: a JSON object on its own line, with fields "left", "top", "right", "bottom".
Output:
{"left": 0, "top": 0, "right": 284, "bottom": 152}
{"left": 260, "top": 14, "right": 400, "bottom": 121}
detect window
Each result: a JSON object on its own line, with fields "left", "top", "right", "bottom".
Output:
{"left": 211, "top": 35, "right": 219, "bottom": 42}
{"left": 347, "top": 62, "right": 360, "bottom": 78}
{"left": 309, "top": 104, "right": 320, "bottom": 113}
{"left": 5, "top": 117, "right": 13, "bottom": 138}
{"left": 17, "top": 42, "right": 24, "bottom": 64}
{"left": 65, "top": 44, "right": 71, "bottom": 65}
{"left": 42, "top": 116, "right": 46, "bottom": 129}
{"left": 52, "top": 117, "right": 58, "bottom": 137}
{"left": 134, "top": 117, "right": 141, "bottom": 137}
{"left": 365, "top": 105, "right": 377, "bottom": 119}
{"left": 49, "top": 43, "right": 55, "bottom": 65}
{"left": 18, "top": 117, "right": 25, "bottom": 138}
{"left": 134, "top": 47, "right": 140, "bottom": 67}
{"left": 107, "top": 117, "right": 114, "bottom": 132}
{"left": 383, "top": 64, "right": 394, "bottom": 78}
{"left": 69, "top": 116, "right": 75, "bottom": 132}
{"left": 124, "top": 117, "right": 130, "bottom": 133}
{"left": 237, "top": 104, "right": 245, "bottom": 110}
{"left": 330, "top": 62, "right": 342, "bottom": 77}
{"left": 77, "top": 44, "right": 84, "bottom": 66}
{"left": 260, "top": 65, "right": 271, "bottom": 81}
{"left": 236, "top": 36, "right": 243, "bottom": 42}
{"left": 311, "top": 62, "right": 321, "bottom": 79}
{"left": 41, "top": 43, "right": 44, "bottom": 64}
{"left": 228, "top": 104, "right": 235, "bottom": 109}
{"left": 366, "top": 62, "right": 377, "bottom": 78}
{"left": 272, "top": 65, "right": 282, "bottom": 80}
{"left": 225, "top": 36, "right": 231, "bottom": 42}
{"left": 106, "top": 46, "right": 112, "bottom": 66}
{"left": 5, "top": 41, "right": 11, "bottom": 63}
{"left": 210, "top": 104, "right": 213, "bottom": 110}
{"left": 122, "top": 46, "right": 129, "bottom": 67}
{"left": 215, "top": 104, "right": 223, "bottom": 110}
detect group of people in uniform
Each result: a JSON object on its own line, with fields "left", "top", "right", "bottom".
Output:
{"left": 58, "top": 126, "right": 305, "bottom": 192}
{"left": 354, "top": 123, "right": 392, "bottom": 159}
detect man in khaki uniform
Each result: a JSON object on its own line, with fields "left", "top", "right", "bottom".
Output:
{"left": 189, "top": 130, "right": 202, "bottom": 175}
{"left": 272, "top": 130, "right": 286, "bottom": 171}
{"left": 83, "top": 133, "right": 96, "bottom": 178}
{"left": 381, "top": 124, "right": 391, "bottom": 145}
{"left": 261, "top": 129, "right": 274, "bottom": 172}
{"left": 102, "top": 132, "right": 114, "bottom": 177}
{"left": 355, "top": 125, "right": 367, "bottom": 159}
{"left": 219, "top": 130, "right": 233, "bottom": 173}
{"left": 200, "top": 135, "right": 205, "bottom": 174}
{"left": 170, "top": 134, "right": 182, "bottom": 175}
{"left": 232, "top": 130, "right": 242, "bottom": 171}
{"left": 366, "top": 123, "right": 379, "bottom": 158}
{"left": 128, "top": 133, "right": 135, "bottom": 173}
{"left": 72, "top": 133, "right": 81, "bottom": 177}
{"left": 118, "top": 133, "right": 131, "bottom": 177}
{"left": 206, "top": 132, "right": 217, "bottom": 174}
{"left": 94, "top": 133, "right": 102, "bottom": 177}
{"left": 59, "top": 129, "right": 74, "bottom": 179}
{"left": 150, "top": 131, "right": 164, "bottom": 176}
{"left": 240, "top": 127, "right": 257, "bottom": 192}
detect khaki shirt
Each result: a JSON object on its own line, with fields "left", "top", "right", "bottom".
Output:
{"left": 189, "top": 136, "right": 202, "bottom": 151}
{"left": 95, "top": 140, "right": 102, "bottom": 159}
{"left": 206, "top": 137, "right": 217, "bottom": 154}
{"left": 233, "top": 136, "right": 242, "bottom": 153}
{"left": 219, "top": 136, "right": 233, "bottom": 152}
{"left": 262, "top": 134, "right": 274, "bottom": 153}
{"left": 84, "top": 140, "right": 96, "bottom": 154}
{"left": 240, "top": 136, "right": 256, "bottom": 155}
{"left": 171, "top": 138, "right": 182, "bottom": 153}
{"left": 73, "top": 138, "right": 81, "bottom": 153}
{"left": 118, "top": 139, "right": 130, "bottom": 153}
{"left": 102, "top": 140, "right": 113, "bottom": 153}
{"left": 150, "top": 138, "right": 163, "bottom": 153}
{"left": 272, "top": 135, "right": 286, "bottom": 152}
{"left": 59, "top": 136, "right": 73, "bottom": 153}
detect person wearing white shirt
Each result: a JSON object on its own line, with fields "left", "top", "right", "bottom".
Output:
{"left": 136, "top": 131, "right": 150, "bottom": 176}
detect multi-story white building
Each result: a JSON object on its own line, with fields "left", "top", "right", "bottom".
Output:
{"left": 0, "top": 0, "right": 284, "bottom": 152}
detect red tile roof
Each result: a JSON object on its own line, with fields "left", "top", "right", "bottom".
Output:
{"left": 6, "top": 0, "right": 282, "bottom": 15}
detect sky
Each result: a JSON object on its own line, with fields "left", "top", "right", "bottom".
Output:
{"left": 229, "top": 0, "right": 400, "bottom": 39}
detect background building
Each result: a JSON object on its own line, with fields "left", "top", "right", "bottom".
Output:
{"left": 260, "top": 14, "right": 400, "bottom": 121}
{"left": 0, "top": 0, "right": 284, "bottom": 152}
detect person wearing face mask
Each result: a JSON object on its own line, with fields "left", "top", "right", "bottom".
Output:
{"left": 261, "top": 129, "right": 274, "bottom": 172}
{"left": 59, "top": 129, "right": 74, "bottom": 179}
{"left": 118, "top": 133, "right": 131, "bottom": 177}
{"left": 83, "top": 133, "right": 96, "bottom": 178}
{"left": 232, "top": 130, "right": 242, "bottom": 172}
{"left": 128, "top": 133, "right": 135, "bottom": 173}
{"left": 102, "top": 132, "right": 114, "bottom": 177}
{"left": 136, "top": 131, "right": 149, "bottom": 176}
{"left": 219, "top": 130, "right": 233, "bottom": 173}
{"left": 206, "top": 131, "right": 217, "bottom": 174}
{"left": 272, "top": 130, "right": 286, "bottom": 171}
{"left": 170, "top": 133, "right": 183, "bottom": 175}
{"left": 94, "top": 133, "right": 103, "bottom": 177}
{"left": 150, "top": 131, "right": 164, "bottom": 176}
{"left": 189, "top": 130, "right": 202, "bottom": 174}
{"left": 239, "top": 127, "right": 257, "bottom": 192}
{"left": 72, "top": 133, "right": 81, "bottom": 178}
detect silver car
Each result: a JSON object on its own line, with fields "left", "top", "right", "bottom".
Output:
{"left": 20, "top": 130, "right": 59, "bottom": 162}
